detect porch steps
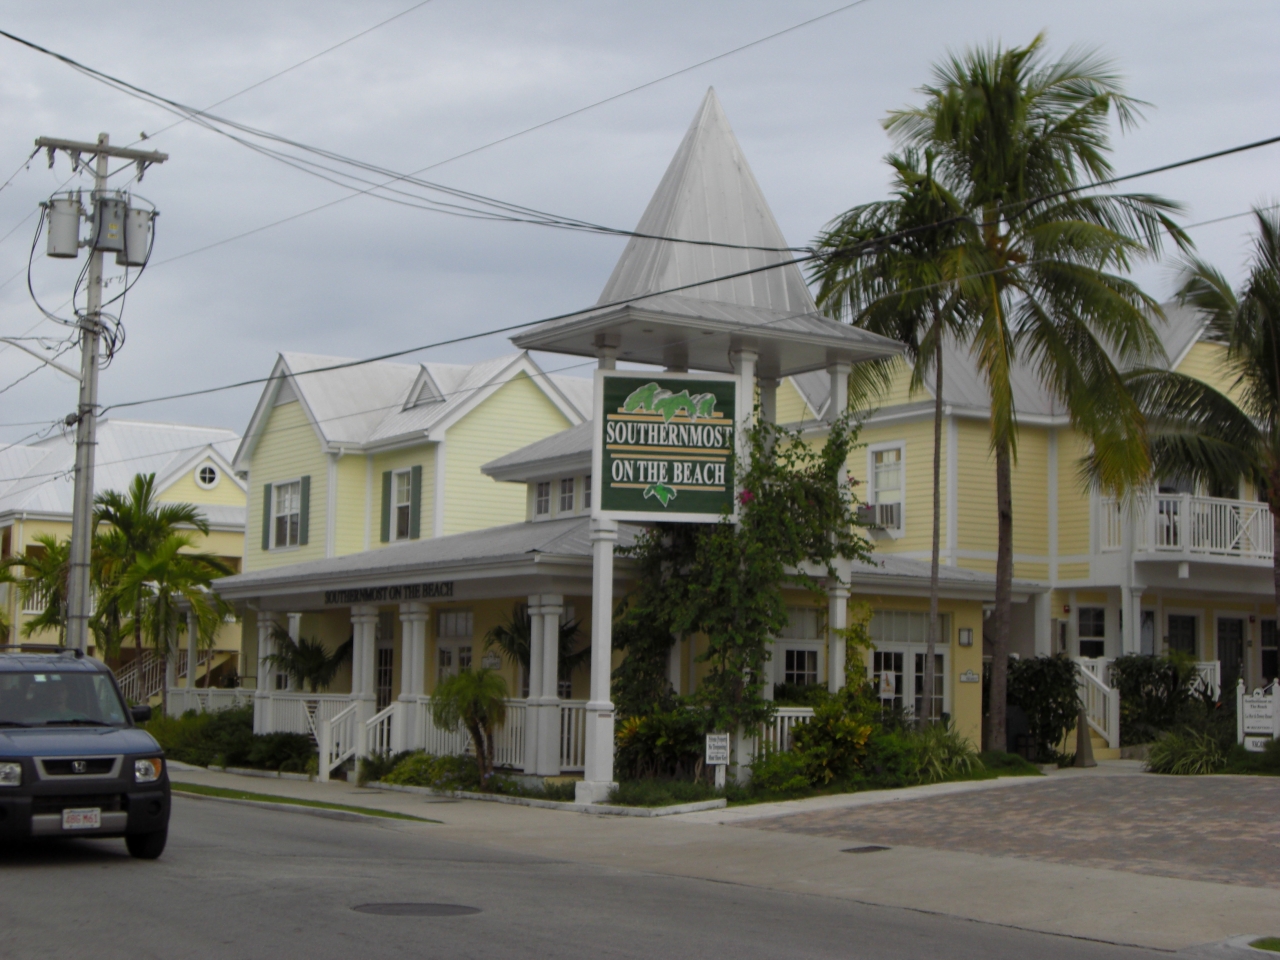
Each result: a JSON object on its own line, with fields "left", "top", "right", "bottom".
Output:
{"left": 1062, "top": 726, "right": 1121, "bottom": 762}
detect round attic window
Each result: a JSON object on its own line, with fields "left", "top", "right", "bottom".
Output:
{"left": 196, "top": 464, "right": 219, "bottom": 489}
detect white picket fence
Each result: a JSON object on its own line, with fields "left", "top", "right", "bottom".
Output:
{"left": 269, "top": 694, "right": 352, "bottom": 740}
{"left": 166, "top": 687, "right": 253, "bottom": 716}
{"left": 760, "top": 707, "right": 816, "bottom": 753}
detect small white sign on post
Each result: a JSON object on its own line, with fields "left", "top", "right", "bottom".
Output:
{"left": 706, "top": 732, "right": 730, "bottom": 789}
{"left": 1237, "top": 679, "right": 1279, "bottom": 752}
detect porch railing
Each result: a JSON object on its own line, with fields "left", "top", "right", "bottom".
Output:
{"left": 270, "top": 694, "right": 351, "bottom": 740}
{"left": 366, "top": 704, "right": 396, "bottom": 758}
{"left": 1100, "top": 493, "right": 1273, "bottom": 561}
{"left": 559, "top": 702, "right": 586, "bottom": 771}
{"left": 760, "top": 706, "right": 816, "bottom": 753}
{"left": 318, "top": 703, "right": 360, "bottom": 782}
{"left": 165, "top": 687, "right": 253, "bottom": 716}
{"left": 1078, "top": 666, "right": 1120, "bottom": 751}
{"left": 117, "top": 651, "right": 165, "bottom": 705}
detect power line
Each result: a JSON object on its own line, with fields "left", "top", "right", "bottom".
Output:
{"left": 133, "top": 0, "right": 439, "bottom": 146}
{"left": 0, "top": 28, "right": 812, "bottom": 256}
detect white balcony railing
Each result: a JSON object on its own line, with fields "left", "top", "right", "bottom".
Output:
{"left": 1101, "top": 494, "right": 1273, "bottom": 561}
{"left": 20, "top": 581, "right": 51, "bottom": 616}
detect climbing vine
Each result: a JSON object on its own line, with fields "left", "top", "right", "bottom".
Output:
{"left": 611, "top": 412, "right": 873, "bottom": 730}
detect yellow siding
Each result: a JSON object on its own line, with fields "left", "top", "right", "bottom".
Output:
{"left": 1176, "top": 341, "right": 1240, "bottom": 402}
{"left": 955, "top": 419, "right": 999, "bottom": 556}
{"left": 332, "top": 454, "right": 369, "bottom": 556}
{"left": 776, "top": 378, "right": 817, "bottom": 423}
{"left": 1056, "top": 429, "right": 1091, "bottom": 558}
{"left": 158, "top": 464, "right": 247, "bottom": 508}
{"left": 244, "top": 401, "right": 330, "bottom": 571}
{"left": 855, "top": 357, "right": 925, "bottom": 412}
{"left": 442, "top": 373, "right": 573, "bottom": 536}
{"left": 1057, "top": 563, "right": 1090, "bottom": 581}
{"left": 370, "top": 445, "right": 437, "bottom": 547}
{"left": 1011, "top": 428, "right": 1049, "bottom": 557}
{"left": 854, "top": 416, "right": 947, "bottom": 557}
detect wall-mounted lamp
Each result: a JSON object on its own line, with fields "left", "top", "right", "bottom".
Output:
{"left": 958, "top": 628, "right": 973, "bottom": 647}
{"left": 1063, "top": 605, "right": 1071, "bottom": 615}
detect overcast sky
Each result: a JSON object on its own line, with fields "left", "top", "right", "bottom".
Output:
{"left": 0, "top": 0, "right": 1276, "bottom": 445}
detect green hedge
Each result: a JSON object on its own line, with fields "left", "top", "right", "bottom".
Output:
{"left": 146, "top": 706, "right": 315, "bottom": 773}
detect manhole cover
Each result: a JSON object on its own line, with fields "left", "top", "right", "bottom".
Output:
{"left": 842, "top": 845, "right": 890, "bottom": 854}
{"left": 353, "top": 903, "right": 481, "bottom": 917}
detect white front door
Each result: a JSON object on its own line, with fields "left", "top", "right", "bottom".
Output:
{"left": 436, "top": 642, "right": 472, "bottom": 685}
{"left": 869, "top": 643, "right": 949, "bottom": 720}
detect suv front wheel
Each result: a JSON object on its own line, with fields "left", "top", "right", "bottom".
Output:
{"left": 125, "top": 829, "right": 168, "bottom": 860}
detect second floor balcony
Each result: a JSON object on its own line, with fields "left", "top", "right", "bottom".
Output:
{"left": 1100, "top": 493, "right": 1274, "bottom": 564}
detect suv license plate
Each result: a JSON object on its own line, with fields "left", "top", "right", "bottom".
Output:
{"left": 62, "top": 808, "right": 101, "bottom": 830}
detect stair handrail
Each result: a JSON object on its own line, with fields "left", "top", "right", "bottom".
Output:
{"left": 1077, "top": 666, "right": 1120, "bottom": 751}
{"left": 319, "top": 702, "right": 360, "bottom": 782}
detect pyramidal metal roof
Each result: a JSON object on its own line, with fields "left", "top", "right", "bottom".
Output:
{"left": 596, "top": 87, "right": 816, "bottom": 314}
{"left": 513, "top": 89, "right": 901, "bottom": 379}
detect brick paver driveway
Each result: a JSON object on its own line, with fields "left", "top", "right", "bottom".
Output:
{"left": 744, "top": 774, "right": 1280, "bottom": 889}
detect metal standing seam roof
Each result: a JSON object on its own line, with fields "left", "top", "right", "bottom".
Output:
{"left": 791, "top": 300, "right": 1210, "bottom": 423}
{"left": 213, "top": 515, "right": 641, "bottom": 596}
{"left": 482, "top": 421, "right": 593, "bottom": 481}
{"left": 234, "top": 351, "right": 593, "bottom": 467}
{"left": 0, "top": 419, "right": 242, "bottom": 520}
{"left": 512, "top": 88, "right": 903, "bottom": 378}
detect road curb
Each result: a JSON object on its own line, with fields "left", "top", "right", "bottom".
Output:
{"left": 367, "top": 781, "right": 727, "bottom": 817}
{"left": 172, "top": 789, "right": 394, "bottom": 824}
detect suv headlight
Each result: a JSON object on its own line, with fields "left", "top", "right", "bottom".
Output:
{"left": 0, "top": 762, "right": 21, "bottom": 787}
{"left": 134, "top": 758, "right": 163, "bottom": 783}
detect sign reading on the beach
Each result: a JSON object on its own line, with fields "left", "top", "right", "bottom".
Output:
{"left": 592, "top": 371, "right": 737, "bottom": 523}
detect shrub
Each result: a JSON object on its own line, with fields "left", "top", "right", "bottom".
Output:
{"left": 914, "top": 721, "right": 980, "bottom": 783}
{"left": 862, "top": 728, "right": 922, "bottom": 784}
{"left": 145, "top": 707, "right": 317, "bottom": 771}
{"left": 977, "top": 751, "right": 1043, "bottom": 776}
{"left": 1110, "top": 654, "right": 1204, "bottom": 744}
{"left": 1146, "top": 729, "right": 1226, "bottom": 775}
{"left": 382, "top": 752, "right": 481, "bottom": 791}
{"left": 1223, "top": 738, "right": 1280, "bottom": 775}
{"left": 245, "top": 733, "right": 315, "bottom": 773}
{"left": 358, "top": 750, "right": 416, "bottom": 787}
{"left": 789, "top": 698, "right": 872, "bottom": 784}
{"left": 1006, "top": 654, "right": 1079, "bottom": 762}
{"left": 608, "top": 779, "right": 726, "bottom": 807}
{"left": 614, "top": 708, "right": 711, "bottom": 781}
{"left": 772, "top": 683, "right": 831, "bottom": 707}
{"left": 748, "top": 749, "right": 811, "bottom": 795}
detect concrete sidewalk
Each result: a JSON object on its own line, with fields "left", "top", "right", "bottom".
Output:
{"left": 167, "top": 764, "right": 1280, "bottom": 952}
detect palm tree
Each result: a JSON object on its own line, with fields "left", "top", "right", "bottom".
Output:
{"left": 812, "top": 149, "right": 966, "bottom": 723}
{"left": 265, "top": 626, "right": 353, "bottom": 692}
{"left": 884, "top": 35, "right": 1186, "bottom": 749}
{"left": 431, "top": 667, "right": 509, "bottom": 784}
{"left": 111, "top": 534, "right": 232, "bottom": 713}
{"left": 484, "top": 604, "right": 590, "bottom": 697}
{"left": 94, "top": 473, "right": 211, "bottom": 662}
{"left": 1124, "top": 208, "right": 1280, "bottom": 614}
{"left": 1, "top": 534, "right": 71, "bottom": 643}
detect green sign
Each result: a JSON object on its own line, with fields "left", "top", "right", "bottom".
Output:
{"left": 595, "top": 373, "right": 736, "bottom": 521}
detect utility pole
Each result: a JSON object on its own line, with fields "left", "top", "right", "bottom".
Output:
{"left": 34, "top": 133, "right": 167, "bottom": 652}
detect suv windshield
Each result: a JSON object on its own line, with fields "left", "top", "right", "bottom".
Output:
{"left": 0, "top": 671, "right": 129, "bottom": 727}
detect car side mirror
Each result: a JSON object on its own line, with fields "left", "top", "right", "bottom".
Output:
{"left": 130, "top": 705, "right": 152, "bottom": 723}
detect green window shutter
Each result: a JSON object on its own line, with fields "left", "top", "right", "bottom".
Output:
{"left": 261, "top": 483, "right": 272, "bottom": 551}
{"left": 380, "top": 470, "right": 392, "bottom": 543}
{"left": 409, "top": 465, "right": 423, "bottom": 539}
{"left": 299, "top": 475, "right": 310, "bottom": 546}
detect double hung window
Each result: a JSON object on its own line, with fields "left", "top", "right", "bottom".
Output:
{"left": 560, "top": 477, "right": 575, "bottom": 513}
{"left": 1167, "top": 614, "right": 1197, "bottom": 657}
{"left": 535, "top": 482, "right": 551, "bottom": 517}
{"left": 274, "top": 481, "right": 301, "bottom": 548}
{"left": 394, "top": 470, "right": 412, "bottom": 540}
{"left": 871, "top": 447, "right": 904, "bottom": 530}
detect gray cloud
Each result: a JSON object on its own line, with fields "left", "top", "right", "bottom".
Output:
{"left": 0, "top": 0, "right": 1276, "bottom": 444}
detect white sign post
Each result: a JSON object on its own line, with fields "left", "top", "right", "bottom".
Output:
{"left": 706, "top": 732, "right": 730, "bottom": 789}
{"left": 1237, "top": 678, "right": 1280, "bottom": 752}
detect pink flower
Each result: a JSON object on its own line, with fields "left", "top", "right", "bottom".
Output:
{"left": 738, "top": 489, "right": 755, "bottom": 505}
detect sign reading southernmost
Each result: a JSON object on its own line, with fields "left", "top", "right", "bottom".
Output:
{"left": 592, "top": 371, "right": 737, "bottom": 523}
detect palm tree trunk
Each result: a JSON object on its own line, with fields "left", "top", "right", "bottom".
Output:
{"left": 925, "top": 336, "right": 943, "bottom": 725}
{"left": 986, "top": 439, "right": 1014, "bottom": 752}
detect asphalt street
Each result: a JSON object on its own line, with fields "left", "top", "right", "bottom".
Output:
{"left": 0, "top": 796, "right": 1168, "bottom": 960}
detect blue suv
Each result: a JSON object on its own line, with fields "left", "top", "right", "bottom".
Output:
{"left": 0, "top": 649, "right": 170, "bottom": 858}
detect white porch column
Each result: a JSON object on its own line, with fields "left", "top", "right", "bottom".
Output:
{"left": 579, "top": 518, "right": 618, "bottom": 803}
{"left": 184, "top": 610, "right": 198, "bottom": 690}
{"left": 536, "top": 595, "right": 564, "bottom": 776}
{"left": 523, "top": 597, "right": 544, "bottom": 774}
{"left": 1034, "top": 592, "right": 1052, "bottom": 658}
{"left": 758, "top": 378, "right": 778, "bottom": 425}
{"left": 730, "top": 349, "right": 758, "bottom": 441}
{"left": 828, "top": 361, "right": 850, "bottom": 422}
{"left": 828, "top": 582, "right": 850, "bottom": 693}
{"left": 254, "top": 614, "right": 275, "bottom": 734}
{"left": 1123, "top": 588, "right": 1144, "bottom": 656}
{"left": 285, "top": 612, "right": 302, "bottom": 692}
{"left": 397, "top": 602, "right": 429, "bottom": 752}
{"left": 350, "top": 605, "right": 379, "bottom": 732}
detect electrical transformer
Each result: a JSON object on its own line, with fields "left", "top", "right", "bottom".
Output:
{"left": 91, "top": 196, "right": 127, "bottom": 253}
{"left": 116, "top": 207, "right": 153, "bottom": 267}
{"left": 46, "top": 196, "right": 81, "bottom": 258}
